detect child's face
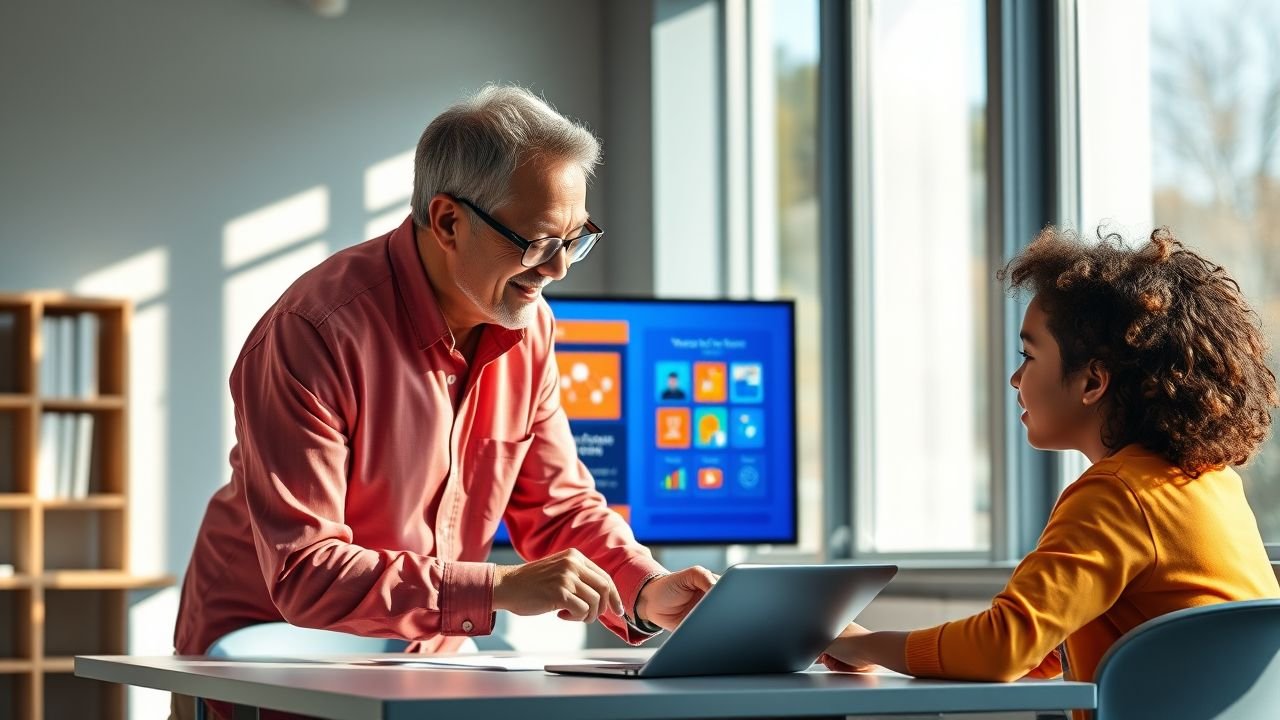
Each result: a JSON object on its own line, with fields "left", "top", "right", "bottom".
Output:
{"left": 1010, "top": 296, "right": 1095, "bottom": 452}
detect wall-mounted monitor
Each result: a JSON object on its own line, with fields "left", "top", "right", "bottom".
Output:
{"left": 495, "top": 297, "right": 797, "bottom": 546}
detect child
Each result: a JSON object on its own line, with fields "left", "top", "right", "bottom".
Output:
{"left": 822, "top": 227, "right": 1280, "bottom": 692}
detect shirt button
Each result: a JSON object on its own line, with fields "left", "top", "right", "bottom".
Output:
{"left": 461, "top": 620, "right": 474, "bottom": 632}
{"left": 447, "top": 374, "right": 457, "bottom": 385}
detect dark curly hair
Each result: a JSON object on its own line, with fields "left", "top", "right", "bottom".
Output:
{"left": 998, "top": 226, "right": 1278, "bottom": 475}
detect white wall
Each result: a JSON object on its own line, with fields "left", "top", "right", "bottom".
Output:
{"left": 0, "top": 0, "right": 623, "bottom": 715}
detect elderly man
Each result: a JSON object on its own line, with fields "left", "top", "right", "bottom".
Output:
{"left": 174, "top": 85, "right": 714, "bottom": 718}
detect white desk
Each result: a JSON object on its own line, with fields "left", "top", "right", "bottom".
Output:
{"left": 75, "top": 649, "right": 1096, "bottom": 719}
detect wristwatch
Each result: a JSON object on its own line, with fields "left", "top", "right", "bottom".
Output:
{"left": 626, "top": 573, "right": 666, "bottom": 634}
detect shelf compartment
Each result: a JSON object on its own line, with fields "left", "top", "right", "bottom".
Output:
{"left": 35, "top": 407, "right": 123, "bottom": 499}
{"left": 44, "top": 670, "right": 123, "bottom": 720}
{"left": 0, "top": 672, "right": 36, "bottom": 720}
{"left": 0, "top": 301, "right": 35, "bottom": 395}
{"left": 39, "top": 303, "right": 126, "bottom": 398}
{"left": 42, "top": 509, "right": 124, "bottom": 571}
{"left": 0, "top": 589, "right": 33, "bottom": 662}
{"left": 44, "top": 589, "right": 125, "bottom": 658}
{"left": 0, "top": 508, "right": 35, "bottom": 576}
{"left": 0, "top": 408, "right": 34, "bottom": 495}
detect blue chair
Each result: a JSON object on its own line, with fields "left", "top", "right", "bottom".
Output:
{"left": 1093, "top": 599, "right": 1280, "bottom": 719}
{"left": 195, "top": 622, "right": 411, "bottom": 719}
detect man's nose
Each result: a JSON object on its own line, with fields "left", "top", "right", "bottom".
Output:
{"left": 536, "top": 246, "right": 570, "bottom": 281}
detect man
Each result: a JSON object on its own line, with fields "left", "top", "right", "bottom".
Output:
{"left": 174, "top": 85, "right": 714, "bottom": 717}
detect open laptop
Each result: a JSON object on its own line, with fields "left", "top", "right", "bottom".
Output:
{"left": 545, "top": 563, "right": 897, "bottom": 678}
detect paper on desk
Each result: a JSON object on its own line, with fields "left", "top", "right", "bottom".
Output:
{"left": 355, "top": 655, "right": 628, "bottom": 671}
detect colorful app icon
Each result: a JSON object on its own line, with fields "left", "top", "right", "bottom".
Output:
{"left": 660, "top": 467, "right": 687, "bottom": 491}
{"left": 557, "top": 351, "right": 622, "bottom": 420}
{"left": 693, "top": 407, "right": 728, "bottom": 448}
{"left": 731, "top": 407, "right": 765, "bottom": 448}
{"left": 656, "top": 407, "right": 692, "bottom": 448}
{"left": 654, "top": 361, "right": 691, "bottom": 402}
{"left": 693, "top": 361, "right": 727, "bottom": 403}
{"left": 697, "top": 467, "right": 724, "bottom": 490}
{"left": 729, "top": 362, "right": 764, "bottom": 403}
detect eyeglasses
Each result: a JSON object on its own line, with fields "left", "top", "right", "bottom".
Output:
{"left": 452, "top": 196, "right": 604, "bottom": 268}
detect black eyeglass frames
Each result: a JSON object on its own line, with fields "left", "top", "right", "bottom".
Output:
{"left": 452, "top": 195, "right": 604, "bottom": 268}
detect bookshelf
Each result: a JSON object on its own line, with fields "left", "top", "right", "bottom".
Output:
{"left": 0, "top": 292, "right": 173, "bottom": 720}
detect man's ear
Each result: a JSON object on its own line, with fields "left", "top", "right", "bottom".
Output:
{"left": 1081, "top": 360, "right": 1110, "bottom": 407}
{"left": 427, "top": 194, "right": 464, "bottom": 253}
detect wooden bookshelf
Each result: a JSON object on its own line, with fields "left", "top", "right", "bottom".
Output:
{"left": 0, "top": 292, "right": 173, "bottom": 720}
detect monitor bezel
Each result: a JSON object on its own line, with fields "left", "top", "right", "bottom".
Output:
{"left": 498, "top": 294, "right": 801, "bottom": 548}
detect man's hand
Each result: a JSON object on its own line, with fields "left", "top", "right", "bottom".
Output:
{"left": 634, "top": 566, "right": 718, "bottom": 631}
{"left": 492, "top": 549, "right": 624, "bottom": 624}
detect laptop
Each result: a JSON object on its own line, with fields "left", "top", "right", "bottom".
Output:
{"left": 544, "top": 563, "right": 897, "bottom": 678}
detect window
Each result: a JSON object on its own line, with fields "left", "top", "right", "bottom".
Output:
{"left": 1149, "top": 0, "right": 1280, "bottom": 540}
{"left": 853, "top": 0, "right": 992, "bottom": 554}
{"left": 1078, "top": 0, "right": 1280, "bottom": 541}
{"left": 768, "top": 0, "right": 822, "bottom": 551}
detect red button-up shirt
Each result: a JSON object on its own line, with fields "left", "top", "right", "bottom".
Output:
{"left": 175, "top": 215, "right": 665, "bottom": 656}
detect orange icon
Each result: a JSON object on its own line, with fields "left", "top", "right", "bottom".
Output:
{"left": 656, "top": 407, "right": 691, "bottom": 448}
{"left": 557, "top": 352, "right": 621, "bottom": 420}
{"left": 698, "top": 468, "right": 723, "bottom": 490}
{"left": 694, "top": 362, "right": 727, "bottom": 402}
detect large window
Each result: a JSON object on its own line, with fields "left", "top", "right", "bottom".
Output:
{"left": 1079, "top": 0, "right": 1280, "bottom": 542}
{"left": 854, "top": 0, "right": 992, "bottom": 554}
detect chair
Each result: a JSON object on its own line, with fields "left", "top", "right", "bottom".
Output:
{"left": 195, "top": 622, "right": 411, "bottom": 719}
{"left": 1093, "top": 598, "right": 1280, "bottom": 719}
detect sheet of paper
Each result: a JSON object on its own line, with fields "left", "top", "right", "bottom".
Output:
{"left": 355, "top": 655, "right": 630, "bottom": 672}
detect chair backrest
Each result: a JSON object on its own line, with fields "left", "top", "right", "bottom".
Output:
{"left": 1094, "top": 599, "right": 1280, "bottom": 720}
{"left": 205, "top": 622, "right": 410, "bottom": 657}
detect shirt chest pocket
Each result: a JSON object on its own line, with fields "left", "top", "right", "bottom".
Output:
{"left": 467, "top": 435, "right": 536, "bottom": 512}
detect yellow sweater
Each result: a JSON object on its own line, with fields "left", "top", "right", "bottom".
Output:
{"left": 905, "top": 444, "right": 1279, "bottom": 686}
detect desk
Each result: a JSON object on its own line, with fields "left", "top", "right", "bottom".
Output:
{"left": 75, "top": 649, "right": 1095, "bottom": 719}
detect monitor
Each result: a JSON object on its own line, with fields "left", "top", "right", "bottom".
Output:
{"left": 494, "top": 297, "right": 797, "bottom": 545}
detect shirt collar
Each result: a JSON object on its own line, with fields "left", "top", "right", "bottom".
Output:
{"left": 387, "top": 214, "right": 527, "bottom": 357}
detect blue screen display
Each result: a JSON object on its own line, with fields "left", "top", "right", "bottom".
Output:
{"left": 494, "top": 297, "right": 796, "bottom": 545}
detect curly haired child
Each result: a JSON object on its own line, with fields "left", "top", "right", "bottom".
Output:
{"left": 822, "top": 227, "right": 1280, "bottom": 691}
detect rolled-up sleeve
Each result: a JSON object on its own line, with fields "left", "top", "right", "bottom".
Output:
{"left": 234, "top": 311, "right": 489, "bottom": 640}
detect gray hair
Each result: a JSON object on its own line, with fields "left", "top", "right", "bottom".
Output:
{"left": 411, "top": 84, "right": 601, "bottom": 227}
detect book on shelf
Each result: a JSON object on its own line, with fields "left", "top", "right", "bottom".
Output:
{"left": 40, "top": 316, "right": 57, "bottom": 396}
{"left": 72, "top": 413, "right": 95, "bottom": 498}
{"left": 37, "top": 412, "right": 59, "bottom": 498}
{"left": 75, "top": 312, "right": 98, "bottom": 397}
{"left": 39, "top": 411, "right": 95, "bottom": 499}
{"left": 42, "top": 312, "right": 99, "bottom": 398}
{"left": 56, "top": 315, "right": 74, "bottom": 397}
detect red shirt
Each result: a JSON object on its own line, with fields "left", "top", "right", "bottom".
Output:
{"left": 175, "top": 216, "right": 665, "bottom": 655}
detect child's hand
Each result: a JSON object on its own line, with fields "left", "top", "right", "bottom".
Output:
{"left": 819, "top": 622, "right": 880, "bottom": 673}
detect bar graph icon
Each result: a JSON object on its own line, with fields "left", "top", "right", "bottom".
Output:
{"left": 661, "top": 467, "right": 687, "bottom": 491}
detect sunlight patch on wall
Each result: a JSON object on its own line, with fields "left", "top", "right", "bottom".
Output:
{"left": 364, "top": 149, "right": 415, "bottom": 212}
{"left": 223, "top": 186, "right": 330, "bottom": 269}
{"left": 365, "top": 204, "right": 411, "bottom": 239}
{"left": 74, "top": 247, "right": 169, "bottom": 304}
{"left": 73, "top": 249, "right": 170, "bottom": 576}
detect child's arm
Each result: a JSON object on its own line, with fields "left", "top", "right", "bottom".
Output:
{"left": 895, "top": 473, "right": 1150, "bottom": 682}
